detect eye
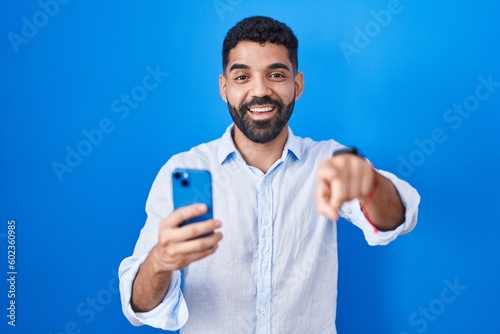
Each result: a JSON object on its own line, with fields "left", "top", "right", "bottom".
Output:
{"left": 269, "top": 72, "right": 286, "bottom": 79}
{"left": 235, "top": 75, "right": 249, "bottom": 81}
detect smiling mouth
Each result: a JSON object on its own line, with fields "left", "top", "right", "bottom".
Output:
{"left": 248, "top": 106, "right": 276, "bottom": 113}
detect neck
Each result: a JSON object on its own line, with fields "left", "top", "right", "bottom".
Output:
{"left": 233, "top": 126, "right": 289, "bottom": 174}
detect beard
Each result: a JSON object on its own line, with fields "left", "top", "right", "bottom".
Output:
{"left": 227, "top": 95, "right": 295, "bottom": 144}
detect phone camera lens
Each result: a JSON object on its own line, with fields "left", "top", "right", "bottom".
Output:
{"left": 181, "top": 179, "right": 189, "bottom": 187}
{"left": 173, "top": 172, "right": 181, "bottom": 179}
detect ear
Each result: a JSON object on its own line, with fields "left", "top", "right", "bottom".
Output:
{"left": 219, "top": 74, "right": 228, "bottom": 102}
{"left": 294, "top": 71, "right": 304, "bottom": 101}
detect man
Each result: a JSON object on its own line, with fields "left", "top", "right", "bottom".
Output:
{"left": 119, "top": 16, "right": 420, "bottom": 333}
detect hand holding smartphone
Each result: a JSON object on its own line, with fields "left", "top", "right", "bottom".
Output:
{"left": 172, "top": 168, "right": 213, "bottom": 237}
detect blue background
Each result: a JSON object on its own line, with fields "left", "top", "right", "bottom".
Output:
{"left": 1, "top": 1, "right": 499, "bottom": 333}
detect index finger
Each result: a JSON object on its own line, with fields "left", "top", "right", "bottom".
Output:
{"left": 315, "top": 179, "right": 339, "bottom": 221}
{"left": 164, "top": 203, "right": 208, "bottom": 228}
{"left": 328, "top": 177, "right": 347, "bottom": 215}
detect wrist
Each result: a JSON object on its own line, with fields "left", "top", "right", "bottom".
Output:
{"left": 149, "top": 245, "right": 175, "bottom": 274}
{"left": 333, "top": 146, "right": 361, "bottom": 158}
{"left": 360, "top": 168, "right": 379, "bottom": 205}
{"left": 359, "top": 169, "right": 380, "bottom": 232}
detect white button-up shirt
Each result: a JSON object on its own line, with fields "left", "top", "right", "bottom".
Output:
{"left": 119, "top": 125, "right": 420, "bottom": 333}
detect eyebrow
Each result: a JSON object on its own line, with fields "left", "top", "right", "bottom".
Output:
{"left": 228, "top": 62, "right": 291, "bottom": 72}
{"left": 268, "top": 63, "right": 291, "bottom": 72}
{"left": 229, "top": 63, "right": 250, "bottom": 72}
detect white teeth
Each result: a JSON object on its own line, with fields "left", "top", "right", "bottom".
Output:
{"left": 249, "top": 107, "right": 274, "bottom": 113}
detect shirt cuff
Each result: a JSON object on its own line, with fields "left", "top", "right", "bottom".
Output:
{"left": 341, "top": 169, "right": 420, "bottom": 246}
{"left": 118, "top": 254, "right": 188, "bottom": 330}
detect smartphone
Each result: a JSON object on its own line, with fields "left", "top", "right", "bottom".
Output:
{"left": 172, "top": 168, "right": 213, "bottom": 233}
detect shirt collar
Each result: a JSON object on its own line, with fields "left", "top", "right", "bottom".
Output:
{"left": 283, "top": 127, "right": 302, "bottom": 161}
{"left": 217, "top": 124, "right": 302, "bottom": 164}
{"left": 217, "top": 125, "right": 238, "bottom": 164}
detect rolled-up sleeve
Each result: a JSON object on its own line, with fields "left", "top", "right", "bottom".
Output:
{"left": 119, "top": 255, "right": 187, "bottom": 329}
{"left": 118, "top": 163, "right": 189, "bottom": 330}
{"left": 340, "top": 169, "right": 420, "bottom": 246}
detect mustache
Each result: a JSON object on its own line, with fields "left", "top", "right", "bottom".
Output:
{"left": 240, "top": 96, "right": 284, "bottom": 110}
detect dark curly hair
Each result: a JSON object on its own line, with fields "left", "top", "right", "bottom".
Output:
{"left": 222, "top": 16, "right": 299, "bottom": 73}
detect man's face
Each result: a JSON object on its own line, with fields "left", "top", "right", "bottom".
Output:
{"left": 219, "top": 41, "right": 304, "bottom": 144}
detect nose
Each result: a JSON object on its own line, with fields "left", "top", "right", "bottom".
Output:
{"left": 250, "top": 76, "right": 272, "bottom": 97}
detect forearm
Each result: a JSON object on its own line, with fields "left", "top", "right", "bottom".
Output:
{"left": 362, "top": 172, "right": 405, "bottom": 231}
{"left": 131, "top": 247, "right": 173, "bottom": 313}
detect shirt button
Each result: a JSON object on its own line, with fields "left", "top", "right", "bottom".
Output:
{"left": 263, "top": 219, "right": 269, "bottom": 225}
{"left": 259, "top": 308, "right": 265, "bottom": 314}
{"left": 262, "top": 264, "right": 268, "bottom": 270}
